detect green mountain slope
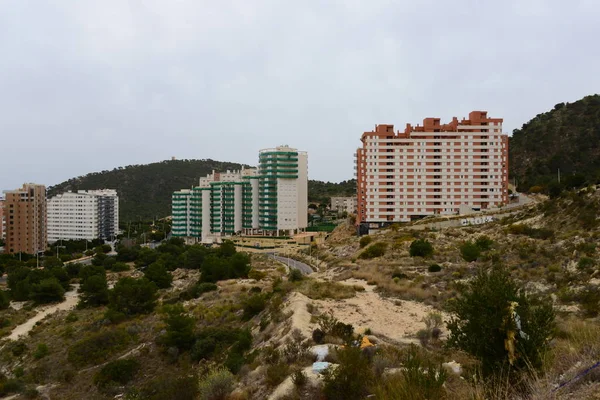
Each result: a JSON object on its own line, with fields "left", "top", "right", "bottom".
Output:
{"left": 509, "top": 94, "right": 600, "bottom": 190}
{"left": 48, "top": 160, "right": 356, "bottom": 223}
{"left": 47, "top": 159, "right": 247, "bottom": 223}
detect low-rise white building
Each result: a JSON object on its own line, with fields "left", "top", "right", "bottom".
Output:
{"left": 331, "top": 196, "right": 357, "bottom": 214}
{"left": 47, "top": 189, "right": 119, "bottom": 243}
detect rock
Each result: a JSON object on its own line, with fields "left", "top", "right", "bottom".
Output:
{"left": 442, "top": 361, "right": 462, "bottom": 375}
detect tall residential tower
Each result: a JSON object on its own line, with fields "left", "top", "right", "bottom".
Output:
{"left": 47, "top": 189, "right": 119, "bottom": 243}
{"left": 3, "top": 183, "right": 47, "bottom": 255}
{"left": 172, "top": 146, "right": 308, "bottom": 242}
{"left": 355, "top": 111, "right": 508, "bottom": 228}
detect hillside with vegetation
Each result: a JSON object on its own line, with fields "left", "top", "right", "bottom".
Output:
{"left": 47, "top": 159, "right": 247, "bottom": 224}
{"left": 1, "top": 186, "right": 600, "bottom": 399}
{"left": 48, "top": 160, "right": 355, "bottom": 223}
{"left": 509, "top": 94, "right": 600, "bottom": 191}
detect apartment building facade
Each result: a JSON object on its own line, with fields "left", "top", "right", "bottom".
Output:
{"left": 172, "top": 146, "right": 308, "bottom": 242}
{"left": 331, "top": 196, "right": 358, "bottom": 215}
{"left": 0, "top": 198, "right": 4, "bottom": 241}
{"left": 47, "top": 189, "right": 119, "bottom": 243}
{"left": 3, "top": 183, "right": 47, "bottom": 255}
{"left": 355, "top": 111, "right": 508, "bottom": 228}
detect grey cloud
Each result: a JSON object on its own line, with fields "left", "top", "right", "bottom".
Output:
{"left": 1, "top": 0, "right": 599, "bottom": 190}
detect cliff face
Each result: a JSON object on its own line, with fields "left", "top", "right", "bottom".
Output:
{"left": 509, "top": 94, "right": 600, "bottom": 190}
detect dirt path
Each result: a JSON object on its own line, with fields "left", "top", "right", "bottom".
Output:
{"left": 7, "top": 285, "right": 80, "bottom": 341}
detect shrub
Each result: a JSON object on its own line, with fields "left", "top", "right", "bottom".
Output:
{"left": 94, "top": 359, "right": 140, "bottom": 388}
{"left": 312, "top": 328, "right": 325, "bottom": 344}
{"left": 292, "top": 370, "right": 307, "bottom": 387}
{"left": 144, "top": 261, "right": 173, "bottom": 289}
{"left": 428, "top": 264, "right": 442, "bottom": 273}
{"left": 198, "top": 368, "right": 234, "bottom": 400}
{"left": 446, "top": 266, "right": 555, "bottom": 379}
{"left": 109, "top": 277, "right": 158, "bottom": 316}
{"left": 242, "top": 294, "right": 266, "bottom": 320}
{"left": 135, "top": 375, "right": 198, "bottom": 400}
{"left": 391, "top": 269, "right": 408, "bottom": 280}
{"left": 359, "top": 235, "right": 372, "bottom": 248}
{"left": 248, "top": 269, "right": 266, "bottom": 280}
{"left": 577, "top": 257, "right": 595, "bottom": 271}
{"left": 0, "top": 290, "right": 9, "bottom": 310}
{"left": 579, "top": 285, "right": 600, "bottom": 317}
{"left": 29, "top": 278, "right": 65, "bottom": 304}
{"left": 265, "top": 363, "right": 290, "bottom": 387}
{"left": 409, "top": 239, "right": 434, "bottom": 258}
{"left": 68, "top": 328, "right": 132, "bottom": 366}
{"left": 33, "top": 343, "right": 49, "bottom": 359}
{"left": 288, "top": 268, "right": 303, "bottom": 282}
{"left": 10, "top": 341, "right": 27, "bottom": 357}
{"left": 160, "top": 304, "right": 195, "bottom": 350}
{"left": 111, "top": 262, "right": 130, "bottom": 272}
{"left": 475, "top": 236, "right": 493, "bottom": 250}
{"left": 323, "top": 346, "right": 373, "bottom": 400}
{"left": 374, "top": 345, "right": 447, "bottom": 399}
{"left": 64, "top": 263, "right": 82, "bottom": 279}
{"left": 359, "top": 242, "right": 387, "bottom": 259}
{"left": 79, "top": 274, "right": 109, "bottom": 307}
{"left": 191, "top": 327, "right": 251, "bottom": 363}
{"left": 460, "top": 241, "right": 481, "bottom": 262}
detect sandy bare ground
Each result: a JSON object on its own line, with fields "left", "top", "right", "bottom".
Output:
{"left": 7, "top": 285, "right": 80, "bottom": 341}
{"left": 284, "top": 279, "right": 441, "bottom": 345}
{"left": 312, "top": 279, "right": 439, "bottom": 343}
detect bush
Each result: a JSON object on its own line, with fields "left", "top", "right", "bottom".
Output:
{"left": 135, "top": 375, "right": 198, "bottom": 400}
{"left": 288, "top": 268, "right": 303, "bottom": 282}
{"left": 144, "top": 262, "right": 173, "bottom": 289}
{"left": 198, "top": 368, "right": 234, "bottom": 400}
{"left": 265, "top": 362, "right": 290, "bottom": 387}
{"left": 94, "top": 359, "right": 140, "bottom": 388}
{"left": 160, "top": 304, "right": 195, "bottom": 350}
{"left": 374, "top": 345, "right": 447, "bottom": 399}
{"left": 359, "top": 235, "right": 372, "bottom": 248}
{"left": 68, "top": 328, "right": 132, "bottom": 366}
{"left": 312, "top": 328, "right": 325, "bottom": 344}
{"left": 323, "top": 346, "right": 373, "bottom": 400}
{"left": 0, "top": 290, "right": 10, "bottom": 310}
{"left": 242, "top": 294, "right": 266, "bottom": 320}
{"left": 30, "top": 278, "right": 65, "bottom": 304}
{"left": 428, "top": 264, "right": 442, "bottom": 273}
{"left": 577, "top": 257, "right": 595, "bottom": 271}
{"left": 33, "top": 343, "right": 49, "bottom": 359}
{"left": 359, "top": 242, "right": 387, "bottom": 259}
{"left": 292, "top": 370, "right": 307, "bottom": 387}
{"left": 475, "top": 236, "right": 493, "bottom": 251}
{"left": 79, "top": 274, "right": 109, "bottom": 307}
{"left": 446, "top": 266, "right": 555, "bottom": 379}
{"left": 391, "top": 269, "right": 408, "bottom": 279}
{"left": 460, "top": 241, "right": 481, "bottom": 262}
{"left": 111, "top": 262, "right": 130, "bottom": 272}
{"left": 64, "top": 263, "right": 82, "bottom": 279}
{"left": 409, "top": 239, "right": 434, "bottom": 258}
{"left": 579, "top": 285, "right": 600, "bottom": 317}
{"left": 109, "top": 277, "right": 158, "bottom": 316}
{"left": 191, "top": 327, "right": 251, "bottom": 363}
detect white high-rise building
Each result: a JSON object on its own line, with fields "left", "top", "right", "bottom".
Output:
{"left": 47, "top": 189, "right": 119, "bottom": 243}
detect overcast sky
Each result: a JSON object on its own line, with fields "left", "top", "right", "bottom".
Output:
{"left": 1, "top": 0, "right": 599, "bottom": 190}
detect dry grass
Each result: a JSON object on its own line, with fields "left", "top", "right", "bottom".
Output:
{"left": 295, "top": 279, "right": 356, "bottom": 300}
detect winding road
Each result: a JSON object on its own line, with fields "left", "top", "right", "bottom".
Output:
{"left": 269, "top": 254, "right": 313, "bottom": 275}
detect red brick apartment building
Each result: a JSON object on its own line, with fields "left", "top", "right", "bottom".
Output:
{"left": 355, "top": 111, "right": 508, "bottom": 228}
{"left": 3, "top": 183, "right": 47, "bottom": 255}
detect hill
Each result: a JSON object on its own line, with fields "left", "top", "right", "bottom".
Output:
{"left": 48, "top": 160, "right": 356, "bottom": 223}
{"left": 2, "top": 189, "right": 600, "bottom": 399}
{"left": 509, "top": 94, "right": 600, "bottom": 191}
{"left": 47, "top": 159, "right": 247, "bottom": 223}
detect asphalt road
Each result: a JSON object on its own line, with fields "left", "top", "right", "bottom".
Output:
{"left": 270, "top": 254, "right": 313, "bottom": 275}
